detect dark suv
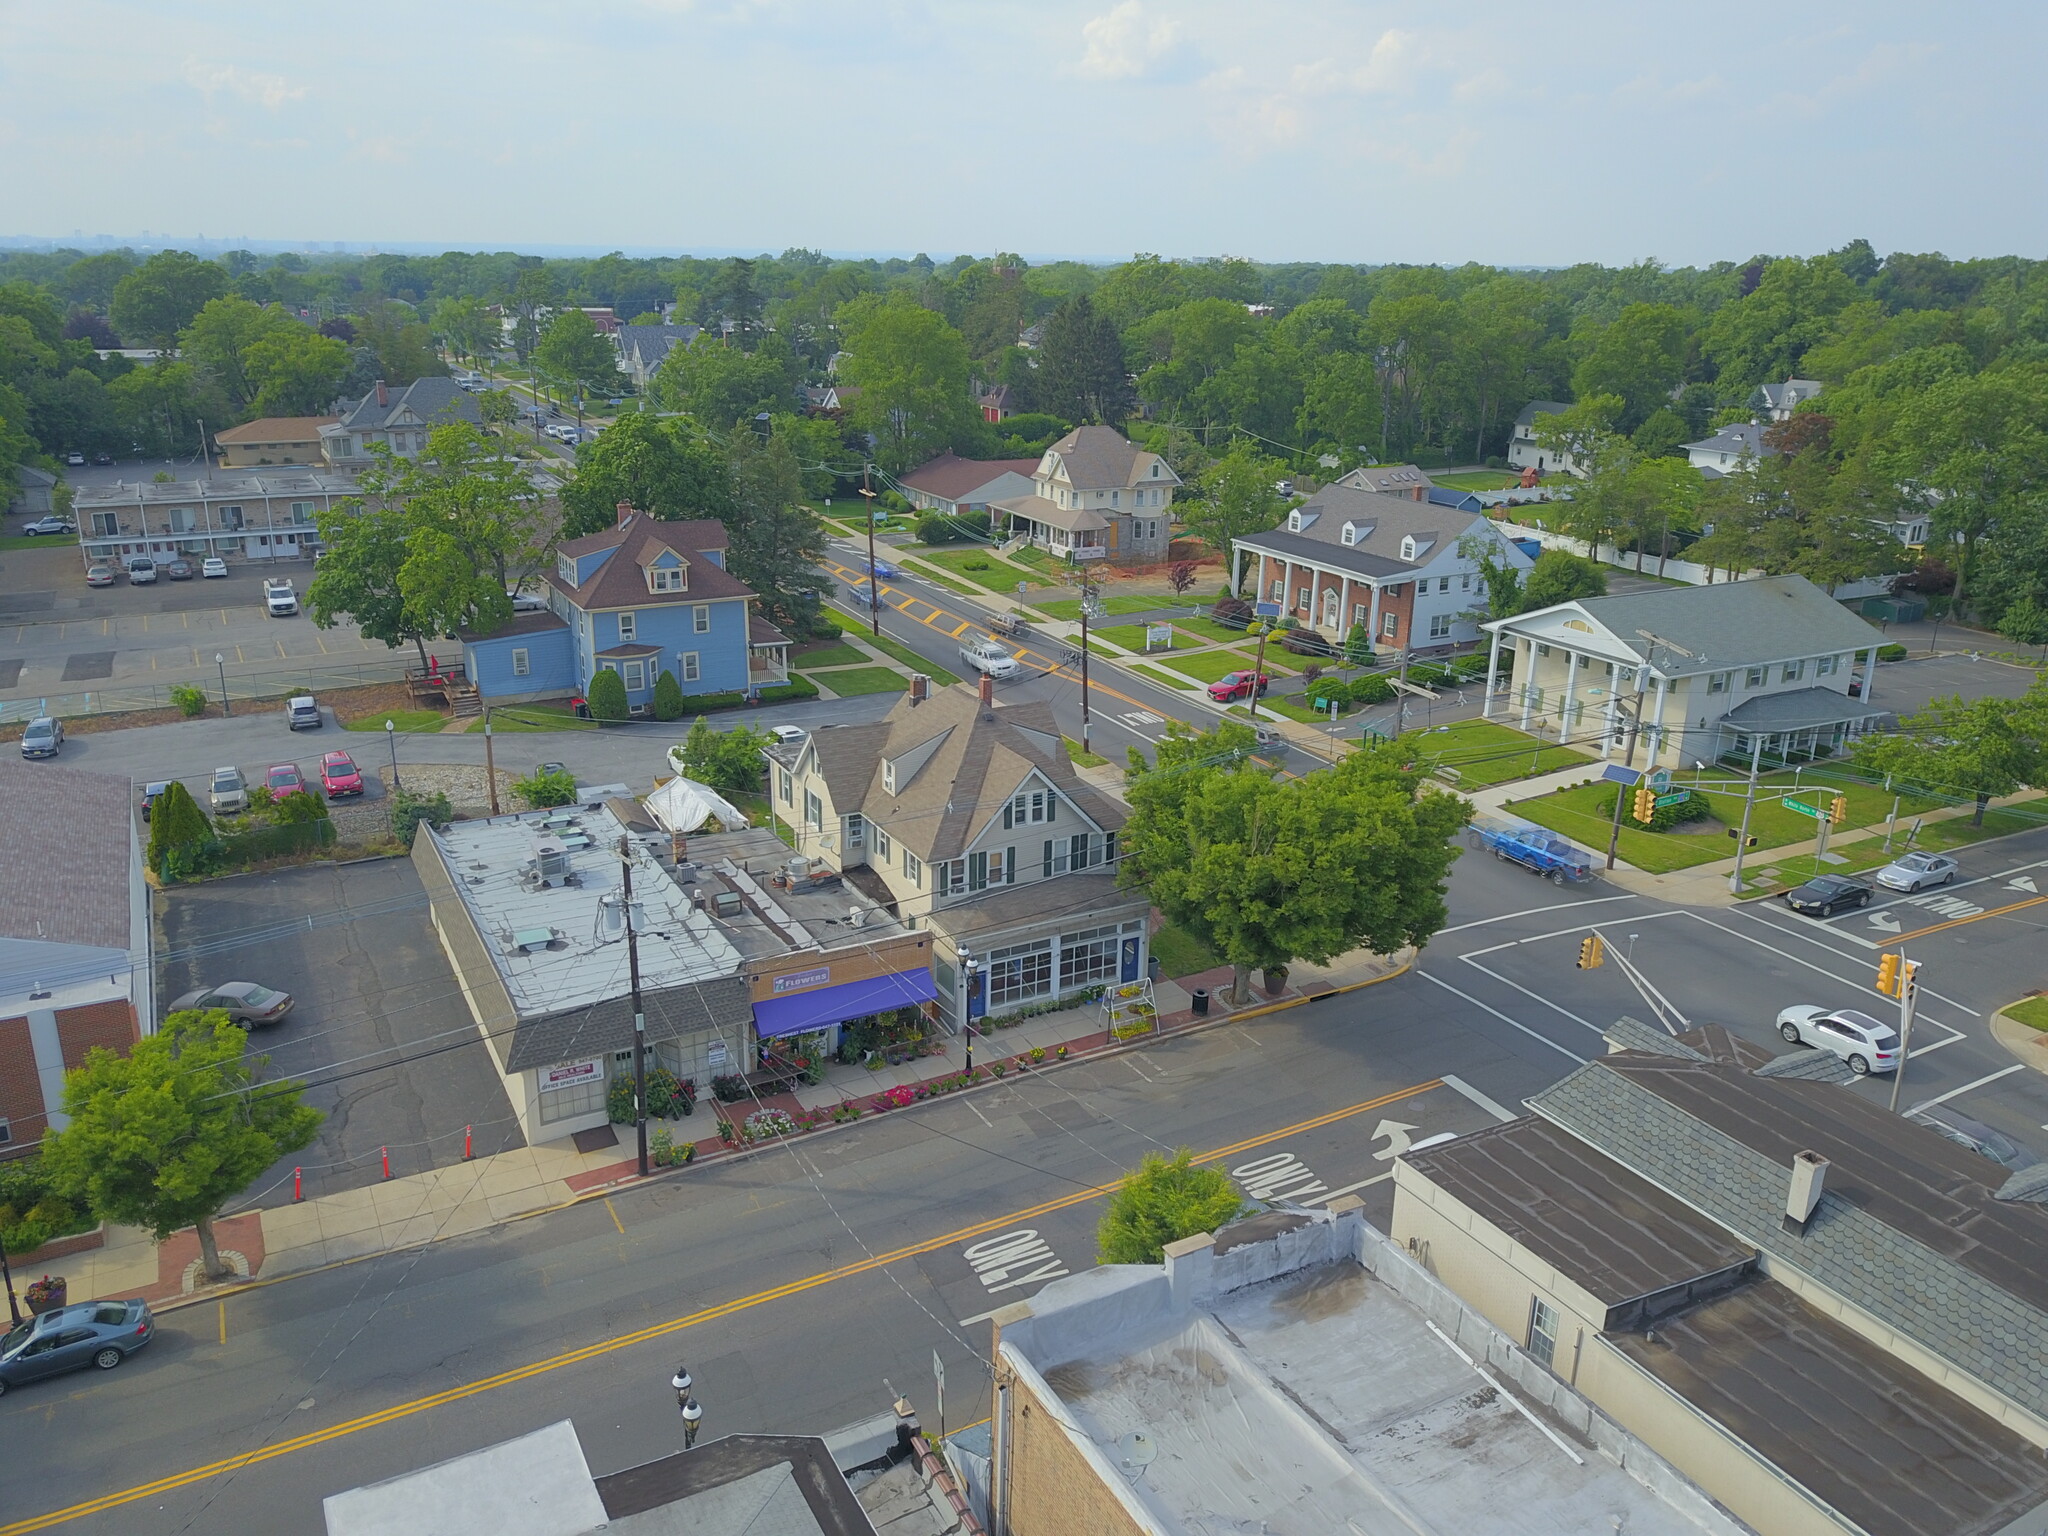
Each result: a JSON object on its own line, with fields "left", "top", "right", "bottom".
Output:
{"left": 0, "top": 1299, "right": 156, "bottom": 1397}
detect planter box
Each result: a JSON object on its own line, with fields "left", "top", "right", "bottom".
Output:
{"left": 10, "top": 1223, "right": 105, "bottom": 1267}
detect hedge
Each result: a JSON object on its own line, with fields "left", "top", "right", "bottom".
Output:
{"left": 1594, "top": 785, "right": 1714, "bottom": 833}
{"left": 669, "top": 675, "right": 821, "bottom": 713}
{"left": 221, "top": 819, "right": 337, "bottom": 865}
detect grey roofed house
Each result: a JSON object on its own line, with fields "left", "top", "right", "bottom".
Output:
{"left": 1335, "top": 462, "right": 1435, "bottom": 497}
{"left": 615, "top": 323, "right": 701, "bottom": 388}
{"left": 1681, "top": 420, "right": 1777, "bottom": 466}
{"left": 5, "top": 463, "right": 57, "bottom": 516}
{"left": 1235, "top": 481, "right": 1483, "bottom": 579}
{"left": 1037, "top": 424, "right": 1174, "bottom": 492}
{"left": 1754, "top": 377, "right": 1823, "bottom": 419}
{"left": 1541, "top": 572, "right": 1881, "bottom": 674}
{"left": 337, "top": 376, "right": 481, "bottom": 433}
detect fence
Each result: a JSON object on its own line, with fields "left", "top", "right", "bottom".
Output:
{"left": 0, "top": 654, "right": 413, "bottom": 724}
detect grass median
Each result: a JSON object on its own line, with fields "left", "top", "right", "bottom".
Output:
{"left": 819, "top": 666, "right": 910, "bottom": 697}
{"left": 1406, "top": 720, "right": 1596, "bottom": 788}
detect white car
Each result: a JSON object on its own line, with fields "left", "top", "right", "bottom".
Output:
{"left": 1873, "top": 851, "right": 1959, "bottom": 892}
{"left": 768, "top": 725, "right": 807, "bottom": 747}
{"left": 263, "top": 578, "right": 298, "bottom": 616}
{"left": 201, "top": 557, "right": 228, "bottom": 578}
{"left": 20, "top": 516, "right": 75, "bottom": 536}
{"left": 1776, "top": 1005, "right": 1901, "bottom": 1075}
{"left": 959, "top": 638, "right": 1020, "bottom": 678}
{"left": 507, "top": 589, "right": 548, "bottom": 612}
{"left": 126, "top": 558, "right": 157, "bottom": 584}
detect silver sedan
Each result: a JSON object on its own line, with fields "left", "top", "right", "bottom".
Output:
{"left": 1873, "top": 851, "right": 1959, "bottom": 892}
{"left": 169, "top": 982, "right": 295, "bottom": 1026}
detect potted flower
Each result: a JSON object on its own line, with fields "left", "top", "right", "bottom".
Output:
{"left": 1055, "top": 1045, "right": 1068, "bottom": 1059}
{"left": 24, "top": 1274, "right": 66, "bottom": 1314}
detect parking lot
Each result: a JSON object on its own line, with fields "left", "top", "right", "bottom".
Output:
{"left": 154, "top": 857, "right": 523, "bottom": 1207}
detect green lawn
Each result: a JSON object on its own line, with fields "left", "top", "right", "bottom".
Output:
{"left": 1156, "top": 649, "right": 1294, "bottom": 685}
{"left": 1152, "top": 921, "right": 1222, "bottom": 979}
{"left": 2004, "top": 996, "right": 2048, "bottom": 1032}
{"left": 1092, "top": 622, "right": 1201, "bottom": 653}
{"left": 1064, "top": 737, "right": 1110, "bottom": 768}
{"left": 898, "top": 559, "right": 985, "bottom": 599}
{"left": 1174, "top": 614, "right": 1259, "bottom": 644}
{"left": 469, "top": 703, "right": 595, "bottom": 734}
{"left": 1007, "top": 544, "right": 1057, "bottom": 572}
{"left": 1035, "top": 594, "right": 1168, "bottom": 623}
{"left": 1433, "top": 470, "right": 1521, "bottom": 491}
{"left": 914, "top": 546, "right": 1039, "bottom": 592}
{"left": 791, "top": 640, "right": 868, "bottom": 668}
{"left": 345, "top": 709, "right": 444, "bottom": 734}
{"left": 1404, "top": 720, "right": 1596, "bottom": 789}
{"left": 860, "top": 630, "right": 962, "bottom": 687}
{"left": 819, "top": 666, "right": 908, "bottom": 697}
{"left": 0, "top": 533, "right": 71, "bottom": 552}
{"left": 1134, "top": 665, "right": 1198, "bottom": 692}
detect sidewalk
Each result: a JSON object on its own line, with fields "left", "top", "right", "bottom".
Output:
{"left": 16, "top": 942, "right": 1411, "bottom": 1315}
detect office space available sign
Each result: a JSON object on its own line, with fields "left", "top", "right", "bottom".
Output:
{"left": 772, "top": 966, "right": 832, "bottom": 995}
{"left": 539, "top": 1058, "right": 603, "bottom": 1093}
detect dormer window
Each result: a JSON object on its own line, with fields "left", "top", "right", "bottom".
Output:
{"left": 1341, "top": 522, "right": 1357, "bottom": 546}
{"left": 1288, "top": 510, "right": 1303, "bottom": 532}
{"left": 647, "top": 565, "right": 685, "bottom": 594}
{"left": 883, "top": 762, "right": 897, "bottom": 794}
{"left": 1401, "top": 535, "right": 1417, "bottom": 560}
{"left": 557, "top": 555, "right": 575, "bottom": 588}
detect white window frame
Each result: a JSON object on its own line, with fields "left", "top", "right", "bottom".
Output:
{"left": 1382, "top": 611, "right": 1398, "bottom": 638}
{"left": 804, "top": 790, "right": 823, "bottom": 832}
{"left": 872, "top": 826, "right": 892, "bottom": 860}
{"left": 618, "top": 611, "right": 637, "bottom": 642}
{"left": 845, "top": 812, "right": 865, "bottom": 847}
{"left": 778, "top": 768, "right": 793, "bottom": 805}
{"left": 511, "top": 647, "right": 531, "bottom": 677}
{"left": 1429, "top": 613, "right": 1453, "bottom": 640}
{"left": 1527, "top": 1296, "right": 1560, "bottom": 1369}
{"left": 648, "top": 565, "right": 685, "bottom": 593}
{"left": 681, "top": 651, "right": 700, "bottom": 683}
{"left": 692, "top": 604, "right": 711, "bottom": 633}
{"left": 622, "top": 659, "right": 646, "bottom": 691}
{"left": 1783, "top": 660, "right": 1805, "bottom": 682}
{"left": 903, "top": 850, "right": 923, "bottom": 886}
{"left": 986, "top": 938, "right": 1054, "bottom": 1007}
{"left": 1745, "top": 666, "right": 1767, "bottom": 688}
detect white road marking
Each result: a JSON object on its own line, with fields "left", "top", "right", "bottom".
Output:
{"left": 1318, "top": 1171, "right": 1394, "bottom": 1201}
{"left": 1460, "top": 957, "right": 1604, "bottom": 1035}
{"left": 1730, "top": 911, "right": 1981, "bottom": 1015}
{"left": 1868, "top": 912, "right": 1901, "bottom": 933}
{"left": 1231, "top": 1149, "right": 1332, "bottom": 1203}
{"left": 1907, "top": 1064, "right": 2027, "bottom": 1112}
{"left": 962, "top": 1228, "right": 1069, "bottom": 1297}
{"left": 1457, "top": 907, "right": 1687, "bottom": 960}
{"left": 1119, "top": 710, "right": 1165, "bottom": 727}
{"left": 2010, "top": 876, "right": 2038, "bottom": 892}
{"left": 1418, "top": 971, "right": 1589, "bottom": 1064}
{"left": 1439, "top": 893, "right": 1640, "bottom": 934}
{"left": 1440, "top": 1074, "right": 1517, "bottom": 1122}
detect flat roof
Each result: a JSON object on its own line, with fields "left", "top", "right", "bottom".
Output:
{"left": 73, "top": 471, "right": 357, "bottom": 505}
{"left": 1612, "top": 1280, "right": 2048, "bottom": 1536}
{"left": 677, "top": 827, "right": 909, "bottom": 963}
{"left": 1403, "top": 1116, "right": 1753, "bottom": 1307}
{"left": 1027, "top": 1261, "right": 1715, "bottom": 1535}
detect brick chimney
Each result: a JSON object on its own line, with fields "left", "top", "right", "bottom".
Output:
{"left": 616, "top": 501, "right": 636, "bottom": 529}
{"left": 978, "top": 673, "right": 994, "bottom": 709}
{"left": 375, "top": 379, "right": 388, "bottom": 408}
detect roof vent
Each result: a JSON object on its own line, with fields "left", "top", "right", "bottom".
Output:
{"left": 1783, "top": 1150, "right": 1828, "bottom": 1234}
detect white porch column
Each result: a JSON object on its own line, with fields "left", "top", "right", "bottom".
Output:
{"left": 1483, "top": 626, "right": 1504, "bottom": 718}
{"left": 1561, "top": 651, "right": 1581, "bottom": 743}
{"left": 1338, "top": 575, "right": 1353, "bottom": 642}
{"left": 1366, "top": 582, "right": 1383, "bottom": 654}
{"left": 1603, "top": 687, "right": 1620, "bottom": 758}
{"left": 1518, "top": 640, "right": 1536, "bottom": 729}
{"left": 1862, "top": 646, "right": 1877, "bottom": 708}
{"left": 1231, "top": 544, "right": 1244, "bottom": 594}
{"left": 1281, "top": 558, "right": 1295, "bottom": 612}
{"left": 1649, "top": 674, "right": 1670, "bottom": 762}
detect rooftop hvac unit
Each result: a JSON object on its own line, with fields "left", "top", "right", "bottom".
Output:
{"left": 534, "top": 838, "right": 571, "bottom": 888}
{"left": 785, "top": 855, "right": 808, "bottom": 882}
{"left": 713, "top": 891, "right": 744, "bottom": 919}
{"left": 848, "top": 905, "right": 867, "bottom": 928}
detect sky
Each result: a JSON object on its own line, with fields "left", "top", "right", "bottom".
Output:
{"left": 3, "top": 0, "right": 2045, "bottom": 268}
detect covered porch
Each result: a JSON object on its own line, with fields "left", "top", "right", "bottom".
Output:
{"left": 748, "top": 614, "right": 791, "bottom": 686}
{"left": 1718, "top": 687, "right": 1892, "bottom": 765}
{"left": 997, "top": 494, "right": 1110, "bottom": 561}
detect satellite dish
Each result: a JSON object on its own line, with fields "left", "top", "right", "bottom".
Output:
{"left": 1115, "top": 1429, "right": 1157, "bottom": 1479}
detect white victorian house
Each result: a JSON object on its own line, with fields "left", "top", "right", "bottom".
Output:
{"left": 1482, "top": 575, "right": 1890, "bottom": 768}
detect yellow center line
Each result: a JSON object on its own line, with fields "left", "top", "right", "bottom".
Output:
{"left": 1889, "top": 892, "right": 2048, "bottom": 943}
{"left": 604, "top": 1197, "right": 625, "bottom": 1236}
{"left": 0, "top": 1080, "right": 1440, "bottom": 1534}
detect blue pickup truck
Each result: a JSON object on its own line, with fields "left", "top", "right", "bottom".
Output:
{"left": 1471, "top": 818, "right": 1595, "bottom": 885}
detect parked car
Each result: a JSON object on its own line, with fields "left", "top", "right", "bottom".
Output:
{"left": 0, "top": 1299, "right": 156, "bottom": 1398}
{"left": 126, "top": 558, "right": 157, "bottom": 584}
{"left": 1911, "top": 1105, "right": 2038, "bottom": 1170}
{"left": 265, "top": 763, "right": 305, "bottom": 797}
{"left": 209, "top": 765, "right": 248, "bottom": 814}
{"left": 201, "top": 556, "right": 228, "bottom": 578}
{"left": 1776, "top": 1004, "right": 1901, "bottom": 1075}
{"left": 139, "top": 781, "right": 172, "bottom": 820}
{"left": 1207, "top": 669, "right": 1271, "bottom": 703}
{"left": 84, "top": 564, "right": 116, "bottom": 586}
{"left": 263, "top": 578, "right": 298, "bottom": 616}
{"left": 508, "top": 589, "right": 548, "bottom": 613}
{"left": 320, "top": 750, "right": 364, "bottom": 798}
{"left": 959, "top": 638, "right": 1021, "bottom": 678}
{"left": 161, "top": 557, "right": 194, "bottom": 580}
{"left": 1874, "top": 851, "right": 1959, "bottom": 892}
{"left": 20, "top": 516, "right": 74, "bottom": 536}
{"left": 1783, "top": 874, "right": 1873, "bottom": 917}
{"left": 64, "top": 451, "right": 85, "bottom": 467}
{"left": 92, "top": 452, "right": 113, "bottom": 466}
{"left": 286, "top": 695, "right": 323, "bottom": 730}
{"left": 20, "top": 717, "right": 63, "bottom": 759}
{"left": 168, "top": 981, "right": 295, "bottom": 1025}
{"left": 768, "top": 725, "right": 807, "bottom": 747}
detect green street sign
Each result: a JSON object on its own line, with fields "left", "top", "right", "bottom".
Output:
{"left": 1647, "top": 768, "right": 1673, "bottom": 794}
{"left": 1654, "top": 792, "right": 1689, "bottom": 808}
{"left": 1783, "top": 797, "right": 1825, "bottom": 820}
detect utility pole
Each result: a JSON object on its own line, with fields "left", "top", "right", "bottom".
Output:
{"left": 619, "top": 835, "right": 649, "bottom": 1178}
{"left": 483, "top": 712, "right": 499, "bottom": 816}
{"left": 859, "top": 463, "right": 880, "bottom": 635}
{"left": 1603, "top": 668, "right": 1649, "bottom": 871}
{"left": 1727, "top": 733, "right": 1766, "bottom": 895}
{"left": 1077, "top": 567, "right": 1101, "bottom": 755}
{"left": 1248, "top": 621, "right": 1272, "bottom": 724}
{"left": 0, "top": 1227, "right": 20, "bottom": 1325}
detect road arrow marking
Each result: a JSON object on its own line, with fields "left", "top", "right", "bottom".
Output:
{"left": 2010, "top": 876, "right": 2038, "bottom": 892}
{"left": 1372, "top": 1120, "right": 1420, "bottom": 1161}
{"left": 1868, "top": 912, "right": 1901, "bottom": 932}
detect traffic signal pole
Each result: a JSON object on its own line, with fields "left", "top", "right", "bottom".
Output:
{"left": 1727, "top": 733, "right": 1767, "bottom": 895}
{"left": 1887, "top": 955, "right": 1921, "bottom": 1113}
{"left": 1603, "top": 671, "right": 1650, "bottom": 871}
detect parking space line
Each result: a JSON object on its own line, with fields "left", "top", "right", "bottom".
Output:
{"left": 1418, "top": 971, "right": 1588, "bottom": 1064}
{"left": 1908, "top": 1064, "right": 2026, "bottom": 1113}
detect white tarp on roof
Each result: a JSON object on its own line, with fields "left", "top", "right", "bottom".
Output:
{"left": 645, "top": 773, "right": 751, "bottom": 834}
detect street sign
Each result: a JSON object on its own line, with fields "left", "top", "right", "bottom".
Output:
{"left": 1647, "top": 768, "right": 1672, "bottom": 794}
{"left": 933, "top": 1350, "right": 946, "bottom": 1444}
{"left": 1653, "top": 792, "right": 1688, "bottom": 808}
{"left": 1783, "top": 797, "right": 1825, "bottom": 820}
{"left": 1254, "top": 601, "right": 1281, "bottom": 618}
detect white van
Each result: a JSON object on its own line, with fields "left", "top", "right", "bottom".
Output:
{"left": 959, "top": 637, "right": 1020, "bottom": 678}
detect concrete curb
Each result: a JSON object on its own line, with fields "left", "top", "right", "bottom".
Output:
{"left": 1989, "top": 1001, "right": 2048, "bottom": 1076}
{"left": 150, "top": 950, "right": 1417, "bottom": 1314}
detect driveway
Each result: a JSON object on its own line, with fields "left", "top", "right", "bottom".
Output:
{"left": 155, "top": 858, "right": 524, "bottom": 1205}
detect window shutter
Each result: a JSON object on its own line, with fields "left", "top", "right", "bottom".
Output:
{"left": 1007, "top": 847, "right": 1017, "bottom": 884}
{"left": 1003, "top": 801, "right": 1013, "bottom": 830}
{"left": 1043, "top": 839, "right": 1054, "bottom": 877}
{"left": 1044, "top": 793, "right": 1055, "bottom": 823}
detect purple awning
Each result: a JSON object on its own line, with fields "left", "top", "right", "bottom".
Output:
{"left": 752, "top": 969, "right": 938, "bottom": 1040}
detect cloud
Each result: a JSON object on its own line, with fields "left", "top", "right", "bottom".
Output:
{"left": 1075, "top": 1, "right": 1179, "bottom": 82}
{"left": 1291, "top": 28, "right": 1416, "bottom": 97}
{"left": 183, "top": 61, "right": 307, "bottom": 110}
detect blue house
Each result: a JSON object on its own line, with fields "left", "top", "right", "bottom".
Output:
{"left": 463, "top": 504, "right": 791, "bottom": 710}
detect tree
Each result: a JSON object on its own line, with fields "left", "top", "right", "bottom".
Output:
{"left": 651, "top": 332, "right": 797, "bottom": 425}
{"left": 587, "top": 666, "right": 629, "bottom": 720}
{"left": 353, "top": 300, "right": 441, "bottom": 385}
{"left": 1179, "top": 440, "right": 1284, "bottom": 559}
{"left": 1851, "top": 681, "right": 2048, "bottom": 826}
{"left": 560, "top": 411, "right": 733, "bottom": 539}
{"left": 1531, "top": 393, "right": 1623, "bottom": 484}
{"left": 1120, "top": 727, "right": 1470, "bottom": 1005}
{"left": 1520, "top": 549, "right": 1608, "bottom": 610}
{"left": 144, "top": 780, "right": 217, "bottom": 883}
{"left": 676, "top": 717, "right": 771, "bottom": 794}
{"left": 1167, "top": 560, "right": 1199, "bottom": 596}
{"left": 1996, "top": 596, "right": 2048, "bottom": 659}
{"left": 110, "top": 251, "right": 228, "bottom": 351}
{"left": 179, "top": 297, "right": 293, "bottom": 410}
{"left": 432, "top": 295, "right": 499, "bottom": 365}
{"left": 508, "top": 266, "right": 560, "bottom": 361}
{"left": 308, "top": 499, "right": 435, "bottom": 666}
{"left": 1096, "top": 1149, "right": 1245, "bottom": 1265}
{"left": 532, "top": 309, "right": 623, "bottom": 401}
{"left": 1571, "top": 304, "right": 1689, "bottom": 433}
{"left": 1457, "top": 532, "right": 1525, "bottom": 619}
{"left": 478, "top": 387, "right": 518, "bottom": 429}
{"left": 652, "top": 669, "right": 685, "bottom": 721}
{"left": 41, "top": 1010, "right": 321, "bottom": 1280}
{"left": 1036, "top": 295, "right": 1130, "bottom": 424}
{"left": 244, "top": 326, "right": 349, "bottom": 416}
{"left": 838, "top": 295, "right": 979, "bottom": 472}
{"left": 726, "top": 423, "right": 830, "bottom": 635}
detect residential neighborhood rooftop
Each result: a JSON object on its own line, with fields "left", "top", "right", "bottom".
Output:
{"left": 72, "top": 470, "right": 358, "bottom": 506}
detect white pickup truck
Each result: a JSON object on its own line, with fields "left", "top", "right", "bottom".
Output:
{"left": 264, "top": 578, "right": 299, "bottom": 617}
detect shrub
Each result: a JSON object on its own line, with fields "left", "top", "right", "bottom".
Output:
{"left": 390, "top": 789, "right": 453, "bottom": 844}
{"left": 247, "top": 784, "right": 275, "bottom": 809}
{"left": 915, "top": 511, "right": 980, "bottom": 545}
{"left": 1211, "top": 595, "right": 1253, "bottom": 630}
{"left": 1167, "top": 560, "right": 1199, "bottom": 595}
{"left": 170, "top": 683, "right": 207, "bottom": 718}
{"left": 1405, "top": 663, "right": 1453, "bottom": 689}
{"left": 1595, "top": 785, "right": 1714, "bottom": 832}
{"left": 710, "top": 1073, "right": 749, "bottom": 1103}
{"left": 652, "top": 668, "right": 685, "bottom": 722}
{"left": 1349, "top": 674, "right": 1396, "bottom": 705}
{"left": 512, "top": 766, "right": 577, "bottom": 808}
{"left": 1877, "top": 642, "right": 1907, "bottom": 661}
{"left": 675, "top": 716, "right": 772, "bottom": 795}
{"left": 146, "top": 780, "right": 220, "bottom": 883}
{"left": 1096, "top": 1149, "right": 1246, "bottom": 1265}
{"left": 586, "top": 667, "right": 629, "bottom": 721}
{"left": 272, "top": 789, "right": 330, "bottom": 825}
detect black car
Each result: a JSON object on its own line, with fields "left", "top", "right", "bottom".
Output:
{"left": 139, "top": 780, "right": 172, "bottom": 820}
{"left": 1784, "top": 874, "right": 1874, "bottom": 916}
{"left": 0, "top": 1299, "right": 155, "bottom": 1397}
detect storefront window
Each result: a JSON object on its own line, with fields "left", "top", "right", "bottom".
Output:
{"left": 987, "top": 939, "right": 1053, "bottom": 1007}
{"left": 537, "top": 1073, "right": 606, "bottom": 1123}
{"left": 1059, "top": 924, "right": 1124, "bottom": 989}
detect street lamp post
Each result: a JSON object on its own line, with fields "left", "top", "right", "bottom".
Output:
{"left": 384, "top": 720, "right": 401, "bottom": 793}
{"left": 0, "top": 1226, "right": 21, "bottom": 1325}
{"left": 215, "top": 653, "right": 230, "bottom": 718}
{"left": 483, "top": 714, "right": 500, "bottom": 816}
{"left": 959, "top": 948, "right": 977, "bottom": 1072}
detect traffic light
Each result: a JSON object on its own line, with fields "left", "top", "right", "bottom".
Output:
{"left": 1829, "top": 795, "right": 1848, "bottom": 825}
{"left": 1577, "top": 934, "right": 1605, "bottom": 970}
{"left": 1633, "top": 783, "right": 1656, "bottom": 822}
{"left": 1876, "top": 953, "right": 1900, "bottom": 997}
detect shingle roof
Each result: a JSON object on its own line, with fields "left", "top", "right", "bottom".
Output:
{"left": 214, "top": 415, "right": 339, "bottom": 443}
{"left": 992, "top": 493, "right": 1109, "bottom": 533}
{"left": 339, "top": 377, "right": 481, "bottom": 432}
{"left": 1512, "top": 400, "right": 1572, "bottom": 432}
{"left": 1336, "top": 464, "right": 1435, "bottom": 495}
{"left": 898, "top": 453, "right": 1040, "bottom": 501}
{"left": 549, "top": 514, "right": 753, "bottom": 611}
{"left": 1531, "top": 1049, "right": 2048, "bottom": 1421}
{"left": 1041, "top": 426, "right": 1177, "bottom": 491}
{"left": 505, "top": 975, "right": 751, "bottom": 1072}
{"left": 0, "top": 758, "right": 135, "bottom": 952}
{"left": 1236, "top": 483, "right": 1484, "bottom": 575}
{"left": 1720, "top": 686, "right": 1889, "bottom": 731}
{"left": 616, "top": 324, "right": 700, "bottom": 371}
{"left": 1682, "top": 421, "right": 1776, "bottom": 459}
{"left": 1231, "top": 526, "right": 1408, "bottom": 580}
{"left": 460, "top": 610, "right": 568, "bottom": 643}
{"left": 1512, "top": 574, "right": 1882, "bottom": 674}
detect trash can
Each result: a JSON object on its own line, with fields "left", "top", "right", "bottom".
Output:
{"left": 1148, "top": 955, "right": 1163, "bottom": 983}
{"left": 1190, "top": 987, "right": 1210, "bottom": 1017}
